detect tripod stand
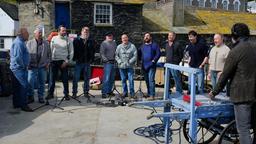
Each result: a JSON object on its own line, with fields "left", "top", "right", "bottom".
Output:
{"left": 76, "top": 92, "right": 95, "bottom": 102}
{"left": 33, "top": 99, "right": 64, "bottom": 111}
{"left": 135, "top": 73, "right": 146, "bottom": 100}
{"left": 33, "top": 83, "right": 64, "bottom": 111}
{"left": 58, "top": 94, "right": 81, "bottom": 106}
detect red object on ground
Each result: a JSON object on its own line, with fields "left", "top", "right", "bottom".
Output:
{"left": 91, "top": 66, "right": 104, "bottom": 81}
{"left": 183, "top": 95, "right": 202, "bottom": 106}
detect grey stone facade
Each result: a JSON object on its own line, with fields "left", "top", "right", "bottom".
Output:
{"left": 71, "top": 1, "right": 143, "bottom": 48}
{"left": 17, "top": 0, "right": 143, "bottom": 49}
{"left": 18, "top": 0, "right": 54, "bottom": 39}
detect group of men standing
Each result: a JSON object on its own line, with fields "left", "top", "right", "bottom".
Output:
{"left": 9, "top": 23, "right": 256, "bottom": 144}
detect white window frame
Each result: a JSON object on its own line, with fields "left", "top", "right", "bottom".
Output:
{"left": 0, "top": 38, "right": 4, "bottom": 49}
{"left": 233, "top": 0, "right": 241, "bottom": 12}
{"left": 210, "top": 0, "right": 218, "bottom": 8}
{"left": 184, "top": 0, "right": 192, "bottom": 6}
{"left": 94, "top": 3, "right": 113, "bottom": 26}
{"left": 198, "top": 0, "right": 206, "bottom": 8}
{"left": 222, "top": 0, "right": 229, "bottom": 10}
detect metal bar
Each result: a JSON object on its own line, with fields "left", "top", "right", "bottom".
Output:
{"left": 164, "top": 63, "right": 201, "bottom": 74}
{"left": 189, "top": 73, "right": 197, "bottom": 143}
{"left": 152, "top": 111, "right": 191, "bottom": 120}
{"left": 130, "top": 100, "right": 171, "bottom": 108}
{"left": 164, "top": 67, "right": 171, "bottom": 144}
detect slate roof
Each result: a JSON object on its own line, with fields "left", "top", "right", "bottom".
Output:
{"left": 143, "top": 8, "right": 256, "bottom": 35}
{"left": 0, "top": 2, "right": 18, "bottom": 21}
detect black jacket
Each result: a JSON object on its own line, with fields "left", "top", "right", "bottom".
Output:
{"left": 212, "top": 38, "right": 256, "bottom": 103}
{"left": 164, "top": 40, "right": 184, "bottom": 65}
{"left": 73, "top": 36, "right": 95, "bottom": 63}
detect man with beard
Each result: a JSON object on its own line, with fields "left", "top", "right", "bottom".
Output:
{"left": 47, "top": 25, "right": 74, "bottom": 100}
{"left": 139, "top": 32, "right": 161, "bottom": 100}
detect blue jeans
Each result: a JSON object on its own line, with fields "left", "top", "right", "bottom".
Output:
{"left": 102, "top": 63, "right": 115, "bottom": 95}
{"left": 11, "top": 71, "right": 28, "bottom": 108}
{"left": 170, "top": 69, "right": 183, "bottom": 94}
{"left": 72, "top": 63, "right": 91, "bottom": 95}
{"left": 188, "top": 68, "right": 204, "bottom": 94}
{"left": 27, "top": 67, "right": 46, "bottom": 99}
{"left": 210, "top": 70, "right": 218, "bottom": 90}
{"left": 48, "top": 61, "right": 69, "bottom": 96}
{"left": 119, "top": 68, "right": 135, "bottom": 96}
{"left": 234, "top": 103, "right": 253, "bottom": 144}
{"left": 144, "top": 66, "right": 156, "bottom": 97}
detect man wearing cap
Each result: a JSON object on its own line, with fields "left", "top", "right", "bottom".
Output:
{"left": 10, "top": 28, "right": 33, "bottom": 112}
{"left": 26, "top": 26, "right": 51, "bottom": 103}
{"left": 100, "top": 32, "right": 117, "bottom": 98}
{"left": 47, "top": 25, "right": 73, "bottom": 100}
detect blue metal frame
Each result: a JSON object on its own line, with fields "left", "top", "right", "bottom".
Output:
{"left": 132, "top": 63, "right": 234, "bottom": 144}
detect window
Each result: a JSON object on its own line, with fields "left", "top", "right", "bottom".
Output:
{"left": 222, "top": 0, "right": 229, "bottom": 10}
{"left": 198, "top": 0, "right": 205, "bottom": 8}
{"left": 211, "top": 0, "right": 217, "bottom": 8}
{"left": 0, "top": 39, "right": 4, "bottom": 49}
{"left": 94, "top": 3, "right": 113, "bottom": 25}
{"left": 233, "top": 0, "right": 240, "bottom": 12}
{"left": 184, "top": 0, "right": 192, "bottom": 6}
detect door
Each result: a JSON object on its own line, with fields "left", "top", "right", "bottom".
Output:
{"left": 55, "top": 2, "right": 70, "bottom": 29}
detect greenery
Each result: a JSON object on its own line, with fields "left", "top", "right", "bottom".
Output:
{"left": 1, "top": 0, "right": 16, "bottom": 4}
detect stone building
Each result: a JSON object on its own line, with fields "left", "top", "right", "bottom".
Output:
{"left": 17, "top": 0, "right": 154, "bottom": 48}
{"left": 143, "top": 0, "right": 256, "bottom": 46}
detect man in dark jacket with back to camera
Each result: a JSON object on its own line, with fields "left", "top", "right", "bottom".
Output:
{"left": 209, "top": 23, "right": 256, "bottom": 144}
{"left": 72, "top": 26, "right": 95, "bottom": 99}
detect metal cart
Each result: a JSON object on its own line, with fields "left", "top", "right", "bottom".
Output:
{"left": 132, "top": 63, "right": 237, "bottom": 144}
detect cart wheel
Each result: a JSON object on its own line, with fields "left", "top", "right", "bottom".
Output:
{"left": 183, "top": 119, "right": 217, "bottom": 144}
{"left": 217, "top": 120, "right": 239, "bottom": 144}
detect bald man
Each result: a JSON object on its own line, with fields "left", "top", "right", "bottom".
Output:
{"left": 10, "top": 28, "right": 33, "bottom": 112}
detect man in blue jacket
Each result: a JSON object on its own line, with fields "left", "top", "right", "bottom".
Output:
{"left": 139, "top": 32, "right": 161, "bottom": 100}
{"left": 10, "top": 28, "right": 33, "bottom": 112}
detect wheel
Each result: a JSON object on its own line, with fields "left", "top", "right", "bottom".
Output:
{"left": 218, "top": 120, "right": 239, "bottom": 144}
{"left": 183, "top": 119, "right": 218, "bottom": 144}
{"left": 218, "top": 120, "right": 254, "bottom": 144}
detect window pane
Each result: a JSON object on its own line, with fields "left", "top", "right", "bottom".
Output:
{"left": 95, "top": 4, "right": 112, "bottom": 24}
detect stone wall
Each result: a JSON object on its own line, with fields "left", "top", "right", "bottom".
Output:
{"left": 18, "top": 0, "right": 54, "bottom": 40}
{"left": 71, "top": 1, "right": 143, "bottom": 49}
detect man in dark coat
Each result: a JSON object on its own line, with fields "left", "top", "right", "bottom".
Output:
{"left": 209, "top": 23, "right": 256, "bottom": 144}
{"left": 164, "top": 31, "right": 184, "bottom": 94}
{"left": 72, "top": 26, "right": 95, "bottom": 98}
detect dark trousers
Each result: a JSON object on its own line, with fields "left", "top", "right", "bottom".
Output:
{"left": 48, "top": 61, "right": 69, "bottom": 96}
{"left": 11, "top": 72, "right": 28, "bottom": 108}
{"left": 234, "top": 103, "right": 255, "bottom": 144}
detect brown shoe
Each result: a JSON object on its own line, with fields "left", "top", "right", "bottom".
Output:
{"left": 147, "top": 96, "right": 155, "bottom": 101}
